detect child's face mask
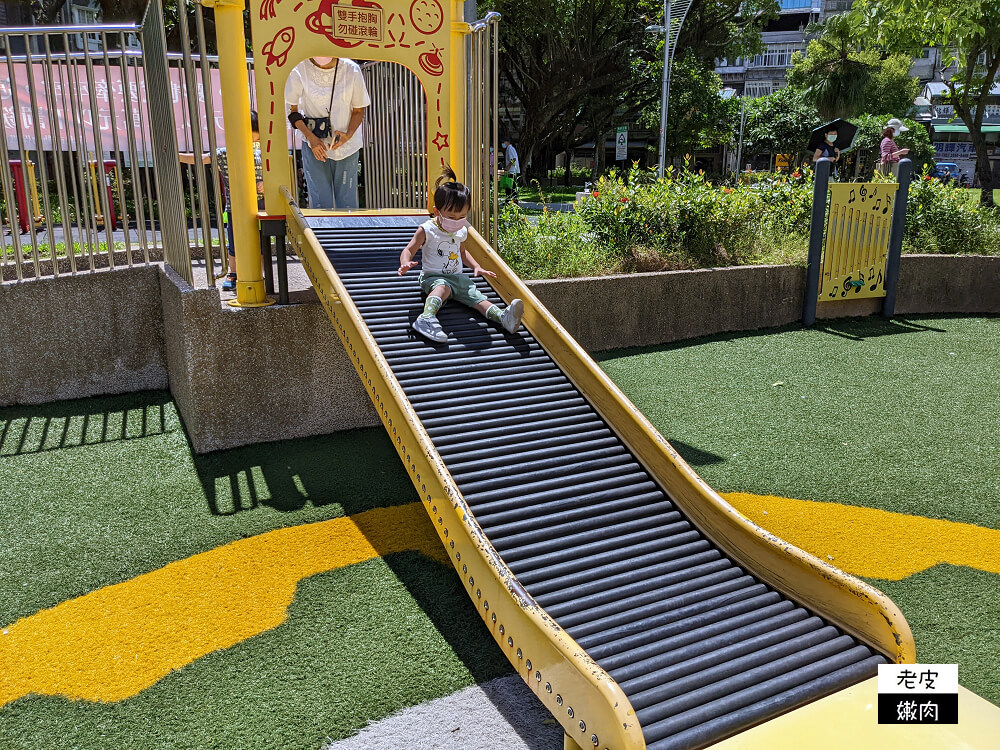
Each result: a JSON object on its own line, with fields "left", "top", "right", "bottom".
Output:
{"left": 311, "top": 56, "right": 335, "bottom": 66}
{"left": 437, "top": 215, "right": 467, "bottom": 233}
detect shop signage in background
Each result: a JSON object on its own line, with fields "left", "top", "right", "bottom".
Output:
{"left": 934, "top": 104, "right": 1000, "bottom": 121}
{"left": 933, "top": 142, "right": 977, "bottom": 158}
{"left": 775, "top": 153, "right": 793, "bottom": 169}
{"left": 616, "top": 125, "right": 628, "bottom": 161}
{"left": 932, "top": 142, "right": 977, "bottom": 179}
{"left": 877, "top": 663, "right": 959, "bottom": 724}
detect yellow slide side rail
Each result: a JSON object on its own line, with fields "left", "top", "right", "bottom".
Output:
{"left": 462, "top": 226, "right": 916, "bottom": 666}
{"left": 281, "top": 188, "right": 646, "bottom": 750}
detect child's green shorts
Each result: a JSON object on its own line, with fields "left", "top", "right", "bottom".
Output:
{"left": 419, "top": 271, "right": 488, "bottom": 307}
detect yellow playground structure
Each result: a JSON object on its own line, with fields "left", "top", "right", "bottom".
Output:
{"left": 200, "top": 1, "right": 1000, "bottom": 747}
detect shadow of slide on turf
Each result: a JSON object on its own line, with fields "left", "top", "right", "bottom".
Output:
{"left": 667, "top": 439, "right": 726, "bottom": 467}
{"left": 191, "top": 429, "right": 419, "bottom": 517}
{"left": 381, "top": 550, "right": 545, "bottom": 747}
{"left": 0, "top": 391, "right": 172, "bottom": 457}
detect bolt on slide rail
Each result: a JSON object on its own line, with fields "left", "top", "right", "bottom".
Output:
{"left": 280, "top": 189, "right": 998, "bottom": 750}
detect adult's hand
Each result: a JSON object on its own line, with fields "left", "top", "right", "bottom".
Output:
{"left": 331, "top": 130, "right": 349, "bottom": 150}
{"left": 307, "top": 134, "right": 328, "bottom": 162}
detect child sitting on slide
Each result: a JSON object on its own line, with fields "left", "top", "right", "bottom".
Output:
{"left": 398, "top": 167, "right": 524, "bottom": 343}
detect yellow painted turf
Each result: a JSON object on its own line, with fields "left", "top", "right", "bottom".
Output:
{"left": 0, "top": 502, "right": 446, "bottom": 707}
{"left": 722, "top": 492, "right": 1000, "bottom": 580}
{"left": 3, "top": 493, "right": 996, "bottom": 712}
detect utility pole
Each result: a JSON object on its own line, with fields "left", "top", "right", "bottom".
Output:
{"left": 646, "top": 0, "right": 692, "bottom": 178}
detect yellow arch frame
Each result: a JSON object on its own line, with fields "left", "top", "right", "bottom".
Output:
{"left": 251, "top": 0, "right": 466, "bottom": 214}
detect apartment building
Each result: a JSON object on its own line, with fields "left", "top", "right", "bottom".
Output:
{"left": 715, "top": 0, "right": 946, "bottom": 95}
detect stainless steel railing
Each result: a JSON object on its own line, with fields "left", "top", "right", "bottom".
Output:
{"left": 0, "top": 6, "right": 257, "bottom": 287}
{"left": 466, "top": 12, "right": 500, "bottom": 247}
{"left": 361, "top": 61, "right": 428, "bottom": 210}
{"left": 2, "top": 6, "right": 496, "bottom": 284}
{"left": 358, "top": 12, "right": 499, "bottom": 247}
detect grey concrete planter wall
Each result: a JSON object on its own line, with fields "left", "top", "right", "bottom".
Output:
{"left": 1, "top": 254, "right": 997, "bottom": 452}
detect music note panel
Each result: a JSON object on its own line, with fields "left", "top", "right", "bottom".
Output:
{"left": 819, "top": 182, "right": 899, "bottom": 301}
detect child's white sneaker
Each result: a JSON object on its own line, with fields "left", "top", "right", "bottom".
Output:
{"left": 413, "top": 315, "right": 448, "bottom": 342}
{"left": 500, "top": 299, "right": 524, "bottom": 334}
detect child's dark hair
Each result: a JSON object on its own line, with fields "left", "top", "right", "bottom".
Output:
{"left": 250, "top": 109, "right": 259, "bottom": 134}
{"left": 433, "top": 165, "right": 471, "bottom": 213}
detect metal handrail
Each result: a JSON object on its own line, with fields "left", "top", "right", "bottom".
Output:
{"left": 0, "top": 49, "right": 253, "bottom": 64}
{"left": 0, "top": 23, "right": 140, "bottom": 34}
{"left": 468, "top": 11, "right": 501, "bottom": 31}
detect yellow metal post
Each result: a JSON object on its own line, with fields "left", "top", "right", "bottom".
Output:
{"left": 26, "top": 161, "right": 43, "bottom": 225}
{"left": 206, "top": 0, "right": 273, "bottom": 307}
{"left": 87, "top": 158, "right": 105, "bottom": 225}
{"left": 449, "top": 0, "right": 469, "bottom": 183}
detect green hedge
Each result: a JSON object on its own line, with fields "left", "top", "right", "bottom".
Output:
{"left": 496, "top": 165, "right": 1000, "bottom": 279}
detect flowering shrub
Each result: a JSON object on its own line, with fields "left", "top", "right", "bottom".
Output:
{"left": 904, "top": 170, "right": 1000, "bottom": 255}
{"left": 575, "top": 164, "right": 813, "bottom": 267}
{"left": 494, "top": 162, "right": 999, "bottom": 279}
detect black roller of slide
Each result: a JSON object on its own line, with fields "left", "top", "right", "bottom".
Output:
{"left": 310, "top": 216, "right": 887, "bottom": 750}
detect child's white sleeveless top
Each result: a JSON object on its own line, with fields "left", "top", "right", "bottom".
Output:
{"left": 420, "top": 219, "right": 467, "bottom": 275}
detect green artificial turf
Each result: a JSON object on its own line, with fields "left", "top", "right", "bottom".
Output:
{"left": 0, "top": 392, "right": 509, "bottom": 748}
{"left": 0, "top": 553, "right": 510, "bottom": 750}
{"left": 598, "top": 315, "right": 1000, "bottom": 529}
{"left": 865, "top": 566, "right": 1000, "bottom": 693}
{"left": 598, "top": 314, "right": 1000, "bottom": 704}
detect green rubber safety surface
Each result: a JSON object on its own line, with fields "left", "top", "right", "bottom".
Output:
{"left": 0, "top": 553, "right": 510, "bottom": 750}
{"left": 597, "top": 314, "right": 1000, "bottom": 706}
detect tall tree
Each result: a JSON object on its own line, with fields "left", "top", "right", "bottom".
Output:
{"left": 742, "top": 86, "right": 818, "bottom": 163}
{"left": 856, "top": 0, "right": 1000, "bottom": 206}
{"left": 672, "top": 0, "right": 777, "bottom": 68}
{"left": 787, "top": 13, "right": 919, "bottom": 121}
{"left": 490, "top": 0, "right": 656, "bottom": 178}
{"left": 786, "top": 14, "right": 872, "bottom": 120}
{"left": 30, "top": 0, "right": 69, "bottom": 23}
{"left": 637, "top": 55, "right": 737, "bottom": 158}
{"left": 634, "top": 0, "right": 777, "bottom": 160}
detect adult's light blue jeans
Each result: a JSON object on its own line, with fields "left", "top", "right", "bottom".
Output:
{"left": 301, "top": 146, "right": 361, "bottom": 209}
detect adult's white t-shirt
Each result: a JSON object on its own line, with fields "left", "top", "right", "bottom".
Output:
{"left": 504, "top": 143, "right": 520, "bottom": 174}
{"left": 285, "top": 58, "right": 371, "bottom": 161}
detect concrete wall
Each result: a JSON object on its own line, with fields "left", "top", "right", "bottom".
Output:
{"left": 0, "top": 266, "right": 167, "bottom": 406}
{"left": 527, "top": 255, "right": 1000, "bottom": 352}
{"left": 527, "top": 265, "right": 805, "bottom": 352}
{"left": 2, "top": 254, "right": 996, "bottom": 451}
{"left": 159, "top": 265, "right": 378, "bottom": 453}
{"left": 896, "top": 255, "right": 1000, "bottom": 315}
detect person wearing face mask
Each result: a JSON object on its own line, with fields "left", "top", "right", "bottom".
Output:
{"left": 813, "top": 128, "right": 841, "bottom": 165}
{"left": 286, "top": 55, "right": 370, "bottom": 209}
{"left": 397, "top": 166, "right": 524, "bottom": 343}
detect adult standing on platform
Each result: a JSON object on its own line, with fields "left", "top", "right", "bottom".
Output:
{"left": 286, "top": 56, "right": 371, "bottom": 209}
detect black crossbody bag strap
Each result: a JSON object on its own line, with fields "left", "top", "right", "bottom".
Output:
{"left": 327, "top": 60, "right": 340, "bottom": 120}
